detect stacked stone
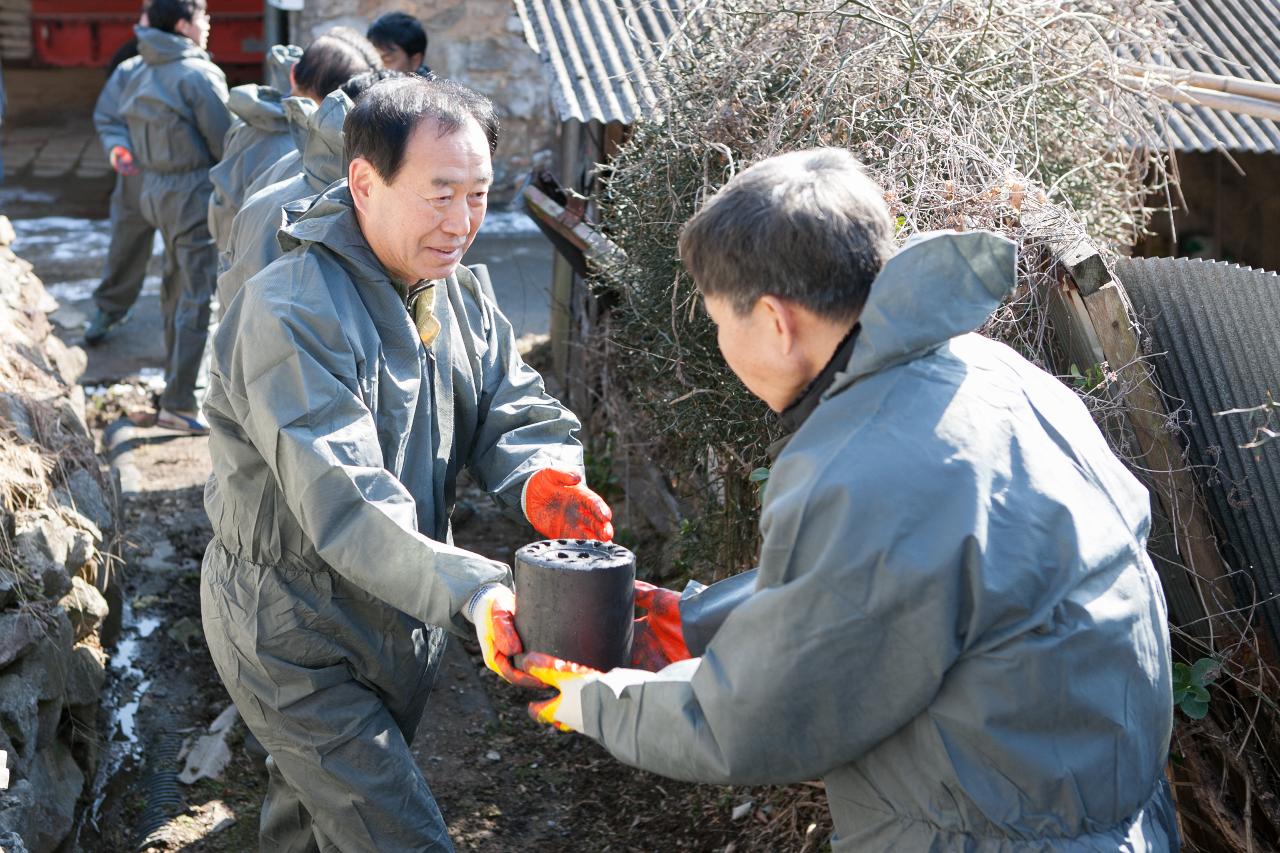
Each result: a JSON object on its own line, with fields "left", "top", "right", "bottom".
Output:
{"left": 0, "top": 217, "right": 118, "bottom": 853}
{"left": 297, "top": 0, "right": 557, "bottom": 203}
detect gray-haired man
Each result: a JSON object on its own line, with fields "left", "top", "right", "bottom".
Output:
{"left": 517, "top": 148, "right": 1180, "bottom": 851}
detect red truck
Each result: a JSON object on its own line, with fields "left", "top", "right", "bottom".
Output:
{"left": 30, "top": 0, "right": 264, "bottom": 70}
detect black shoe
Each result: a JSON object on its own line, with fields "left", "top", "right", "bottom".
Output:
{"left": 83, "top": 308, "right": 131, "bottom": 345}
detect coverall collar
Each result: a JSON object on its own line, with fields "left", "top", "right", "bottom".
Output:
{"left": 135, "top": 25, "right": 208, "bottom": 65}
{"left": 228, "top": 84, "right": 288, "bottom": 132}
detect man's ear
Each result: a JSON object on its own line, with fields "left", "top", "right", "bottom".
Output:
{"left": 758, "top": 295, "right": 799, "bottom": 356}
{"left": 174, "top": 18, "right": 195, "bottom": 41}
{"left": 410, "top": 52, "right": 425, "bottom": 70}
{"left": 348, "top": 157, "right": 378, "bottom": 216}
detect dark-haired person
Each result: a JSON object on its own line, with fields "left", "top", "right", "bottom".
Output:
{"left": 199, "top": 76, "right": 611, "bottom": 851}
{"left": 205, "top": 44, "right": 301, "bottom": 257}
{"left": 367, "top": 11, "right": 431, "bottom": 76}
{"left": 217, "top": 70, "right": 406, "bottom": 313}
{"left": 237, "top": 27, "right": 379, "bottom": 202}
{"left": 84, "top": 0, "right": 156, "bottom": 346}
{"left": 514, "top": 148, "right": 1180, "bottom": 851}
{"left": 117, "top": 0, "right": 230, "bottom": 433}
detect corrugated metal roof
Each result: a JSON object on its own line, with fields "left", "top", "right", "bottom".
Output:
{"left": 512, "top": 0, "right": 684, "bottom": 125}
{"left": 1162, "top": 0, "right": 1280, "bottom": 153}
{"left": 1116, "top": 256, "right": 1280, "bottom": 645}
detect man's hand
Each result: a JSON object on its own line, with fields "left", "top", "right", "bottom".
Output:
{"left": 522, "top": 468, "right": 613, "bottom": 541}
{"left": 467, "top": 585, "right": 543, "bottom": 688}
{"left": 109, "top": 145, "right": 139, "bottom": 176}
{"left": 631, "top": 580, "right": 692, "bottom": 671}
{"left": 517, "top": 652, "right": 602, "bottom": 732}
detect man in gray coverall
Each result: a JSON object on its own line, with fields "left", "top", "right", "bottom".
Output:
{"left": 85, "top": 2, "right": 156, "bottom": 346}
{"left": 119, "top": 0, "right": 230, "bottom": 433}
{"left": 200, "top": 76, "right": 612, "bottom": 851}
{"left": 517, "top": 149, "right": 1180, "bottom": 851}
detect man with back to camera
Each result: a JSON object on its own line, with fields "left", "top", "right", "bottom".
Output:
{"left": 199, "top": 76, "right": 612, "bottom": 851}
{"left": 367, "top": 11, "right": 432, "bottom": 76}
{"left": 514, "top": 148, "right": 1181, "bottom": 851}
{"left": 117, "top": 0, "right": 230, "bottom": 433}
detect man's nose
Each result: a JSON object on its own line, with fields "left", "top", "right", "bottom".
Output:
{"left": 441, "top": 200, "right": 470, "bottom": 236}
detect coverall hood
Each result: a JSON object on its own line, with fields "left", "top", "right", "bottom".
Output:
{"left": 299, "top": 89, "right": 352, "bottom": 192}
{"left": 227, "top": 84, "right": 288, "bottom": 133}
{"left": 277, "top": 182, "right": 387, "bottom": 283}
{"left": 135, "top": 25, "right": 208, "bottom": 66}
{"left": 281, "top": 95, "right": 318, "bottom": 159}
{"left": 835, "top": 229, "right": 1016, "bottom": 388}
{"left": 266, "top": 43, "right": 303, "bottom": 93}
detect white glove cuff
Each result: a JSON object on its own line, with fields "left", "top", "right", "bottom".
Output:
{"left": 464, "top": 583, "right": 504, "bottom": 624}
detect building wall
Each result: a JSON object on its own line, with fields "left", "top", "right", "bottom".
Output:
{"left": 297, "top": 0, "right": 555, "bottom": 205}
{"left": 1139, "top": 151, "right": 1280, "bottom": 273}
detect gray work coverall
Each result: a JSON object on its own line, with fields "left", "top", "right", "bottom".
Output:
{"left": 91, "top": 54, "right": 156, "bottom": 319}
{"left": 577, "top": 231, "right": 1179, "bottom": 851}
{"left": 119, "top": 26, "right": 230, "bottom": 412}
{"left": 200, "top": 182, "right": 584, "bottom": 851}
{"left": 217, "top": 89, "right": 348, "bottom": 312}
{"left": 207, "top": 44, "right": 300, "bottom": 255}
{"left": 240, "top": 102, "right": 305, "bottom": 203}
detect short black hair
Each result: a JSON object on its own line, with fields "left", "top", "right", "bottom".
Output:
{"left": 679, "top": 148, "right": 894, "bottom": 321}
{"left": 340, "top": 68, "right": 407, "bottom": 102}
{"left": 147, "top": 0, "right": 204, "bottom": 33}
{"left": 367, "top": 12, "right": 427, "bottom": 58}
{"left": 325, "top": 25, "right": 382, "bottom": 70}
{"left": 345, "top": 77, "right": 499, "bottom": 183}
{"left": 293, "top": 31, "right": 376, "bottom": 101}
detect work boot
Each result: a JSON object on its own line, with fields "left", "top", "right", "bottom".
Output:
{"left": 82, "top": 308, "right": 131, "bottom": 346}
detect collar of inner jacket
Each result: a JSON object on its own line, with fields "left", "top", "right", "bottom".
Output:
{"left": 767, "top": 323, "right": 861, "bottom": 462}
{"left": 402, "top": 279, "right": 442, "bottom": 347}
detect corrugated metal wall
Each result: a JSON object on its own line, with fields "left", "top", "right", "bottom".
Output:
{"left": 1116, "top": 257, "right": 1280, "bottom": 644}
{"left": 0, "top": 0, "right": 31, "bottom": 62}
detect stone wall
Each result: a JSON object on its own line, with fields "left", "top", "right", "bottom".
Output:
{"left": 0, "top": 217, "right": 117, "bottom": 853}
{"left": 298, "top": 0, "right": 557, "bottom": 205}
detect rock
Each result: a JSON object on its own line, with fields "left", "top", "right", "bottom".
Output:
{"left": 0, "top": 830, "right": 30, "bottom": 852}
{"left": 0, "top": 395, "right": 35, "bottom": 444}
{"left": 58, "top": 578, "right": 108, "bottom": 643}
{"left": 178, "top": 729, "right": 234, "bottom": 785}
{"left": 23, "top": 742, "right": 81, "bottom": 853}
{"left": 0, "top": 217, "right": 15, "bottom": 248}
{"left": 41, "top": 335, "right": 85, "bottom": 388}
{"left": 52, "top": 470, "right": 112, "bottom": 537}
{"left": 0, "top": 613, "right": 38, "bottom": 671}
{"left": 0, "top": 749, "right": 8, "bottom": 790}
{"left": 64, "top": 644, "right": 105, "bottom": 710}
{"left": 199, "top": 799, "right": 237, "bottom": 836}
{"left": 33, "top": 700, "right": 59, "bottom": 751}
{"left": 53, "top": 396, "right": 89, "bottom": 441}
{"left": 12, "top": 510, "right": 73, "bottom": 597}
{"left": 0, "top": 781, "right": 35, "bottom": 849}
{"left": 0, "top": 671, "right": 39, "bottom": 768}
{"left": 61, "top": 525, "right": 96, "bottom": 578}
{"left": 0, "top": 572, "right": 14, "bottom": 611}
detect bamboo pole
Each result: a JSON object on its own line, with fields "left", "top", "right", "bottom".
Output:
{"left": 1121, "top": 73, "right": 1280, "bottom": 123}
{"left": 1128, "top": 64, "right": 1280, "bottom": 105}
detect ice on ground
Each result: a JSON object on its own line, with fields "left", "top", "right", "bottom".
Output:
{"left": 481, "top": 209, "right": 541, "bottom": 236}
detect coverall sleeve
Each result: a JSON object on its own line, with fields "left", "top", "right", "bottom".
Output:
{"left": 217, "top": 266, "right": 511, "bottom": 634}
{"left": 93, "top": 65, "right": 132, "bottom": 158}
{"left": 185, "top": 68, "right": 232, "bottom": 162}
{"left": 462, "top": 275, "right": 585, "bottom": 513}
{"left": 579, "top": 468, "right": 968, "bottom": 785}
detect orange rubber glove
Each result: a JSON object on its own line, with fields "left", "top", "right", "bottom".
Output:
{"left": 630, "top": 580, "right": 692, "bottom": 671}
{"left": 519, "top": 652, "right": 602, "bottom": 732}
{"left": 109, "top": 145, "right": 139, "bottom": 176}
{"left": 468, "top": 585, "right": 543, "bottom": 688}
{"left": 522, "top": 468, "right": 613, "bottom": 541}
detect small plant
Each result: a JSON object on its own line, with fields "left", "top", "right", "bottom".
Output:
{"left": 1068, "top": 363, "right": 1108, "bottom": 394}
{"left": 1172, "top": 657, "right": 1218, "bottom": 720}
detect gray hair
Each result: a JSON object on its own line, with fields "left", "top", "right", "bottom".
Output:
{"left": 678, "top": 148, "right": 894, "bottom": 320}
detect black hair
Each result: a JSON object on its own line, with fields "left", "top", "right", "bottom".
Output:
{"left": 325, "top": 26, "right": 383, "bottom": 70}
{"left": 340, "top": 68, "right": 407, "bottom": 102}
{"left": 146, "top": 0, "right": 204, "bottom": 33}
{"left": 344, "top": 77, "right": 499, "bottom": 183}
{"left": 366, "top": 12, "right": 427, "bottom": 58}
{"left": 293, "top": 32, "right": 376, "bottom": 101}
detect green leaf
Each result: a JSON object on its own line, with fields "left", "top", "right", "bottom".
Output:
{"left": 1190, "top": 657, "right": 1217, "bottom": 685}
{"left": 1171, "top": 686, "right": 1190, "bottom": 704}
{"left": 748, "top": 467, "right": 771, "bottom": 483}
{"left": 1190, "top": 685, "right": 1210, "bottom": 703}
{"left": 1171, "top": 662, "right": 1190, "bottom": 687}
{"left": 1180, "top": 697, "right": 1210, "bottom": 720}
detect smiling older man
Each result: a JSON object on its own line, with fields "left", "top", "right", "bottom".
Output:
{"left": 199, "top": 77, "right": 611, "bottom": 852}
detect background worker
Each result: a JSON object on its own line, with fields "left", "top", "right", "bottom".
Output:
{"left": 238, "top": 27, "right": 378, "bottom": 201}
{"left": 118, "top": 0, "right": 230, "bottom": 433}
{"left": 205, "top": 43, "right": 301, "bottom": 256}
{"left": 200, "top": 77, "right": 610, "bottom": 851}
{"left": 84, "top": 1, "right": 155, "bottom": 346}
{"left": 367, "top": 11, "right": 432, "bottom": 76}
{"left": 516, "top": 148, "right": 1180, "bottom": 850}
